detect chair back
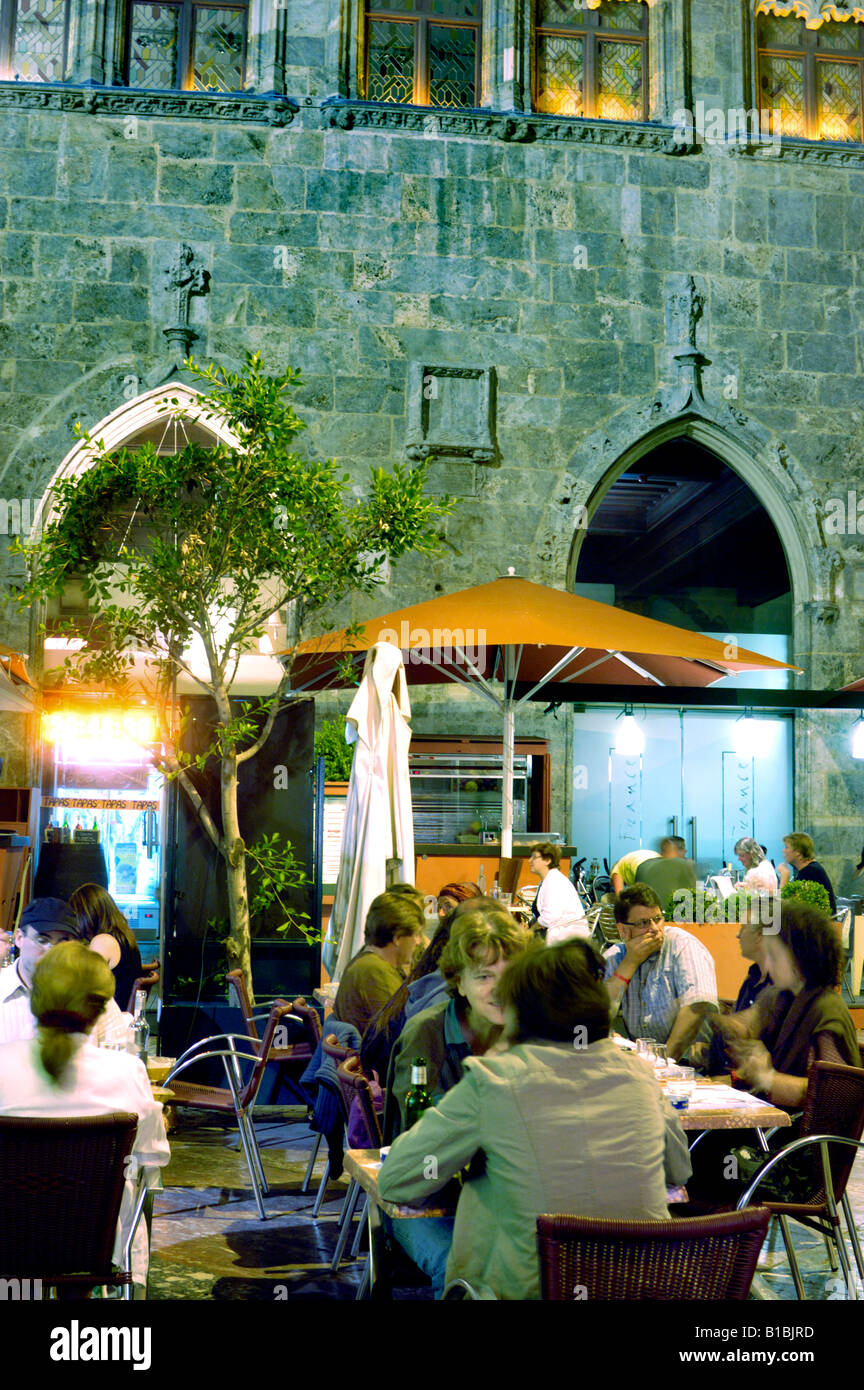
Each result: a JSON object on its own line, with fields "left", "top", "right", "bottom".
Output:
{"left": 290, "top": 996, "right": 323, "bottom": 1051}
{"left": 536, "top": 1208, "right": 770, "bottom": 1301}
{"left": 336, "top": 1054, "right": 383, "bottom": 1147}
{"left": 126, "top": 963, "right": 160, "bottom": 1016}
{"left": 0, "top": 1113, "right": 138, "bottom": 1281}
{"left": 236, "top": 1003, "right": 296, "bottom": 1108}
{"left": 227, "top": 968, "right": 258, "bottom": 1038}
{"left": 497, "top": 857, "right": 522, "bottom": 898}
{"left": 634, "top": 857, "right": 698, "bottom": 901}
{"left": 799, "top": 1059, "right": 864, "bottom": 1203}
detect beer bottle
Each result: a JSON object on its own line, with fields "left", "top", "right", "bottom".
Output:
{"left": 404, "top": 1057, "right": 433, "bottom": 1128}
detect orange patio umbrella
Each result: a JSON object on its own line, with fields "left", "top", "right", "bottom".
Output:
{"left": 283, "top": 574, "right": 798, "bottom": 856}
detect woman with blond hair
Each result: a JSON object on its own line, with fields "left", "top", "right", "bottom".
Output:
{"left": 69, "top": 883, "right": 143, "bottom": 1008}
{"left": 380, "top": 905, "right": 532, "bottom": 1296}
{"left": 0, "top": 942, "right": 169, "bottom": 1292}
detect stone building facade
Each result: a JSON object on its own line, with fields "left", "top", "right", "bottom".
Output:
{"left": 0, "top": 0, "right": 862, "bottom": 889}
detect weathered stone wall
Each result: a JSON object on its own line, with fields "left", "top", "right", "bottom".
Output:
{"left": 0, "top": 0, "right": 862, "bottom": 878}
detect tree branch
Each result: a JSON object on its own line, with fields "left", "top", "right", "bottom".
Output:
{"left": 236, "top": 668, "right": 294, "bottom": 765}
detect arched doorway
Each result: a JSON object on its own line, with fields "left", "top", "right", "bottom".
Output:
{"left": 565, "top": 430, "right": 795, "bottom": 879}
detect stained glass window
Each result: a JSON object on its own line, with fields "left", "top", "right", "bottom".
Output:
{"left": 757, "top": 12, "right": 864, "bottom": 143}
{"left": 534, "top": 0, "right": 647, "bottom": 120}
{"left": 126, "top": 1, "right": 248, "bottom": 91}
{"left": 0, "top": 0, "right": 70, "bottom": 81}
{"left": 364, "top": 0, "right": 481, "bottom": 107}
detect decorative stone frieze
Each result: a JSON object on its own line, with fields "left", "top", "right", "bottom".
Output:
{"left": 320, "top": 99, "right": 690, "bottom": 152}
{"left": 0, "top": 83, "right": 296, "bottom": 125}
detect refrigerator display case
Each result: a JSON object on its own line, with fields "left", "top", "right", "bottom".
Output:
{"left": 39, "top": 706, "right": 164, "bottom": 956}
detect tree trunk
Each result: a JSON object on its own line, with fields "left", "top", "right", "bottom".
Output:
{"left": 216, "top": 690, "right": 254, "bottom": 1003}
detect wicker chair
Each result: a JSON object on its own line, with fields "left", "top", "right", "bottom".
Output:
{"left": 735, "top": 1059, "right": 864, "bottom": 1299}
{"left": 535, "top": 1207, "right": 771, "bottom": 1300}
{"left": 126, "top": 961, "right": 160, "bottom": 1015}
{"left": 0, "top": 1112, "right": 142, "bottom": 1298}
{"left": 165, "top": 1002, "right": 295, "bottom": 1220}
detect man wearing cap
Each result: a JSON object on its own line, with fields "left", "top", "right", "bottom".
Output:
{"left": 0, "top": 898, "right": 129, "bottom": 1047}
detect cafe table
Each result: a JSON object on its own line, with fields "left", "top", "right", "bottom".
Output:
{"left": 345, "top": 1084, "right": 791, "bottom": 1296}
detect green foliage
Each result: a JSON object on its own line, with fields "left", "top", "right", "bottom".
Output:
{"left": 246, "top": 831, "right": 313, "bottom": 943}
{"left": 781, "top": 878, "right": 832, "bottom": 914}
{"left": 314, "top": 714, "right": 355, "bottom": 782}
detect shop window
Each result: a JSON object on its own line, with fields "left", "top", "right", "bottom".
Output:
{"left": 0, "top": 0, "right": 71, "bottom": 82}
{"left": 534, "top": 0, "right": 648, "bottom": 120}
{"left": 363, "top": 0, "right": 481, "bottom": 108}
{"left": 125, "top": 0, "right": 248, "bottom": 92}
{"left": 757, "top": 10, "right": 864, "bottom": 142}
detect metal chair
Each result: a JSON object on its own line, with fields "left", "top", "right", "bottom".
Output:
{"left": 225, "top": 970, "right": 320, "bottom": 1107}
{"left": 536, "top": 1207, "right": 771, "bottom": 1300}
{"left": 309, "top": 1034, "right": 358, "bottom": 1217}
{"left": 0, "top": 1112, "right": 145, "bottom": 1299}
{"left": 331, "top": 1054, "right": 384, "bottom": 1273}
{"left": 735, "top": 1060, "right": 864, "bottom": 1299}
{"left": 165, "top": 1002, "right": 296, "bottom": 1220}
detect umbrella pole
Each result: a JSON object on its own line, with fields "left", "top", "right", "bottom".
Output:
{"left": 501, "top": 645, "right": 516, "bottom": 859}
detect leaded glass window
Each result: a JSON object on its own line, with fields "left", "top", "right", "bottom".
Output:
{"left": 534, "top": 0, "right": 648, "bottom": 120}
{"left": 757, "top": 13, "right": 864, "bottom": 143}
{"left": 364, "top": 0, "right": 481, "bottom": 108}
{"left": 0, "top": 0, "right": 71, "bottom": 82}
{"left": 126, "top": 1, "right": 247, "bottom": 92}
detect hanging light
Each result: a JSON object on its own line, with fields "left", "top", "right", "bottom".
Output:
{"left": 614, "top": 704, "right": 645, "bottom": 756}
{"left": 734, "top": 710, "right": 761, "bottom": 759}
{"left": 852, "top": 713, "right": 864, "bottom": 761}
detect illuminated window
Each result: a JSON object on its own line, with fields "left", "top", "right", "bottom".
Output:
{"left": 125, "top": 1, "right": 248, "bottom": 92}
{"left": 757, "top": 11, "right": 864, "bottom": 142}
{"left": 534, "top": 0, "right": 648, "bottom": 120}
{"left": 0, "top": 1, "right": 71, "bottom": 82}
{"left": 363, "top": 0, "right": 481, "bottom": 108}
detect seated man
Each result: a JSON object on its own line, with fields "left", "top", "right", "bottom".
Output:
{"left": 0, "top": 898, "right": 129, "bottom": 1047}
{"left": 604, "top": 884, "right": 718, "bottom": 1062}
{"left": 528, "top": 843, "right": 588, "bottom": 943}
{"left": 331, "top": 892, "right": 424, "bottom": 1037}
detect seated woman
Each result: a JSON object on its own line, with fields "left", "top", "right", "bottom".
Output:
{"left": 715, "top": 898, "right": 859, "bottom": 1107}
{"left": 688, "top": 900, "right": 860, "bottom": 1202}
{"left": 379, "top": 938, "right": 692, "bottom": 1300}
{"left": 69, "top": 883, "right": 143, "bottom": 1010}
{"left": 359, "top": 884, "right": 482, "bottom": 1083}
{"left": 734, "top": 838, "right": 778, "bottom": 893}
{"left": 382, "top": 905, "right": 532, "bottom": 1142}
{"left": 0, "top": 942, "right": 169, "bottom": 1292}
{"left": 699, "top": 893, "right": 773, "bottom": 1074}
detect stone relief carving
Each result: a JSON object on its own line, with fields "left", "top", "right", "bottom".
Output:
{"left": 405, "top": 364, "right": 497, "bottom": 464}
{"left": 163, "top": 245, "right": 211, "bottom": 355}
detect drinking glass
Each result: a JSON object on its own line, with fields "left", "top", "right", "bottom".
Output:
{"left": 636, "top": 1038, "right": 657, "bottom": 1066}
{"left": 653, "top": 1043, "right": 669, "bottom": 1073}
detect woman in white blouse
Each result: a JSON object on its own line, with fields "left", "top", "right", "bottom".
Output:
{"left": 0, "top": 941, "right": 169, "bottom": 1291}
{"left": 735, "top": 837, "right": 779, "bottom": 893}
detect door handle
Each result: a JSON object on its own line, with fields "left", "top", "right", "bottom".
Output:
{"left": 688, "top": 816, "right": 697, "bottom": 864}
{"left": 669, "top": 816, "right": 679, "bottom": 838}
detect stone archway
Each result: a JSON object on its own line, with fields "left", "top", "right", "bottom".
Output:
{"left": 539, "top": 387, "right": 838, "bottom": 683}
{"left": 35, "top": 380, "right": 238, "bottom": 534}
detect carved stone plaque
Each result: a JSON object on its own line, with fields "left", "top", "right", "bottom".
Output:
{"left": 406, "top": 363, "right": 497, "bottom": 463}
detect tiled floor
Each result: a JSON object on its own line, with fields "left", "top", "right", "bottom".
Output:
{"left": 148, "top": 1104, "right": 864, "bottom": 1301}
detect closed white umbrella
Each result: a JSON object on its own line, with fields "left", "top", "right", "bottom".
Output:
{"left": 325, "top": 641, "right": 414, "bottom": 979}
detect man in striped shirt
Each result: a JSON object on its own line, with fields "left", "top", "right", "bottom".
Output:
{"left": 0, "top": 897, "right": 129, "bottom": 1048}
{"left": 604, "top": 884, "right": 718, "bottom": 1062}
